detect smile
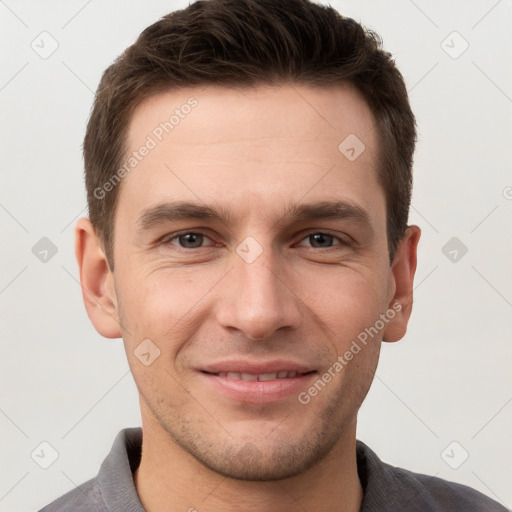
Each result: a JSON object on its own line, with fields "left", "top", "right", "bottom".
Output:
{"left": 198, "top": 365, "right": 317, "bottom": 404}
{"left": 205, "top": 370, "right": 308, "bottom": 381}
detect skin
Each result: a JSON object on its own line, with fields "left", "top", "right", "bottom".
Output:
{"left": 75, "top": 83, "right": 420, "bottom": 512}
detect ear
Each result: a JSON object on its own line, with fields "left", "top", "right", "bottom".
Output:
{"left": 74, "top": 217, "right": 122, "bottom": 339}
{"left": 382, "top": 225, "right": 421, "bottom": 343}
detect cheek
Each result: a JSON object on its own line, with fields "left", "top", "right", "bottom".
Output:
{"left": 115, "top": 272, "right": 200, "bottom": 402}
{"left": 116, "top": 267, "right": 223, "bottom": 351}
{"left": 294, "top": 264, "right": 389, "bottom": 346}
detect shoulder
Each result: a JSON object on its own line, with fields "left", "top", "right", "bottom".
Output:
{"left": 388, "top": 465, "right": 508, "bottom": 511}
{"left": 357, "top": 441, "right": 508, "bottom": 511}
{"left": 35, "top": 427, "right": 142, "bottom": 512}
{"left": 36, "top": 476, "right": 105, "bottom": 512}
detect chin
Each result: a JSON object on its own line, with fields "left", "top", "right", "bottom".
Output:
{"left": 166, "top": 418, "right": 341, "bottom": 482}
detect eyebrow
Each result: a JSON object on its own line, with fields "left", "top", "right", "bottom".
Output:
{"left": 136, "top": 199, "right": 372, "bottom": 232}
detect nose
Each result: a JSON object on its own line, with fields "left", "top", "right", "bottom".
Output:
{"left": 215, "top": 244, "right": 303, "bottom": 341}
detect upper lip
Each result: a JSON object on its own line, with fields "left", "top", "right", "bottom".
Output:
{"left": 199, "top": 360, "right": 316, "bottom": 375}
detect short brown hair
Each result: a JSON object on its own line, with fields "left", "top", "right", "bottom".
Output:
{"left": 84, "top": 0, "right": 416, "bottom": 270}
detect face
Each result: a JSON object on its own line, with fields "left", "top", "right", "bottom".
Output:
{"left": 78, "top": 84, "right": 419, "bottom": 481}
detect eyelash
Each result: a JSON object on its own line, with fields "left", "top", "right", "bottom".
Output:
{"left": 160, "top": 230, "right": 351, "bottom": 250}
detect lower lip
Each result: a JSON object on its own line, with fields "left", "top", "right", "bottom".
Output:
{"left": 198, "top": 371, "right": 317, "bottom": 404}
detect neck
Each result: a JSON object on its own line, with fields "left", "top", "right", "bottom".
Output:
{"left": 134, "top": 410, "right": 363, "bottom": 512}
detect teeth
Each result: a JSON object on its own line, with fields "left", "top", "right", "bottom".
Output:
{"left": 216, "top": 371, "right": 301, "bottom": 380}
{"left": 258, "top": 373, "right": 277, "bottom": 381}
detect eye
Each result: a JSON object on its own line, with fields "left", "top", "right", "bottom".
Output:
{"left": 297, "top": 232, "right": 348, "bottom": 249}
{"left": 164, "top": 232, "right": 215, "bottom": 249}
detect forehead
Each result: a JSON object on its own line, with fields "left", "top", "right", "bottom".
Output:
{"left": 117, "top": 83, "right": 383, "bottom": 229}
{"left": 128, "top": 83, "right": 376, "bottom": 151}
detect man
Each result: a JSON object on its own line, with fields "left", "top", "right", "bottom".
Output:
{"left": 38, "top": 0, "right": 507, "bottom": 510}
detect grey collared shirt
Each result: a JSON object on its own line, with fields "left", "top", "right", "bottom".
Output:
{"left": 37, "top": 427, "right": 508, "bottom": 511}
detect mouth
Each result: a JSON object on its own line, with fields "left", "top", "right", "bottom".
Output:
{"left": 202, "top": 370, "right": 313, "bottom": 381}
{"left": 198, "top": 363, "right": 317, "bottom": 403}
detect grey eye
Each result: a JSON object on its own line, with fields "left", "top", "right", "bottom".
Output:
{"left": 176, "top": 233, "right": 205, "bottom": 248}
{"left": 306, "top": 233, "right": 335, "bottom": 248}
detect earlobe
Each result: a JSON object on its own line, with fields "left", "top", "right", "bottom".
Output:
{"left": 382, "top": 225, "right": 421, "bottom": 343}
{"left": 74, "top": 217, "right": 122, "bottom": 339}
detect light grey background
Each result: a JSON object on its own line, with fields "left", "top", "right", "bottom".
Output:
{"left": 1, "top": 1, "right": 511, "bottom": 511}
